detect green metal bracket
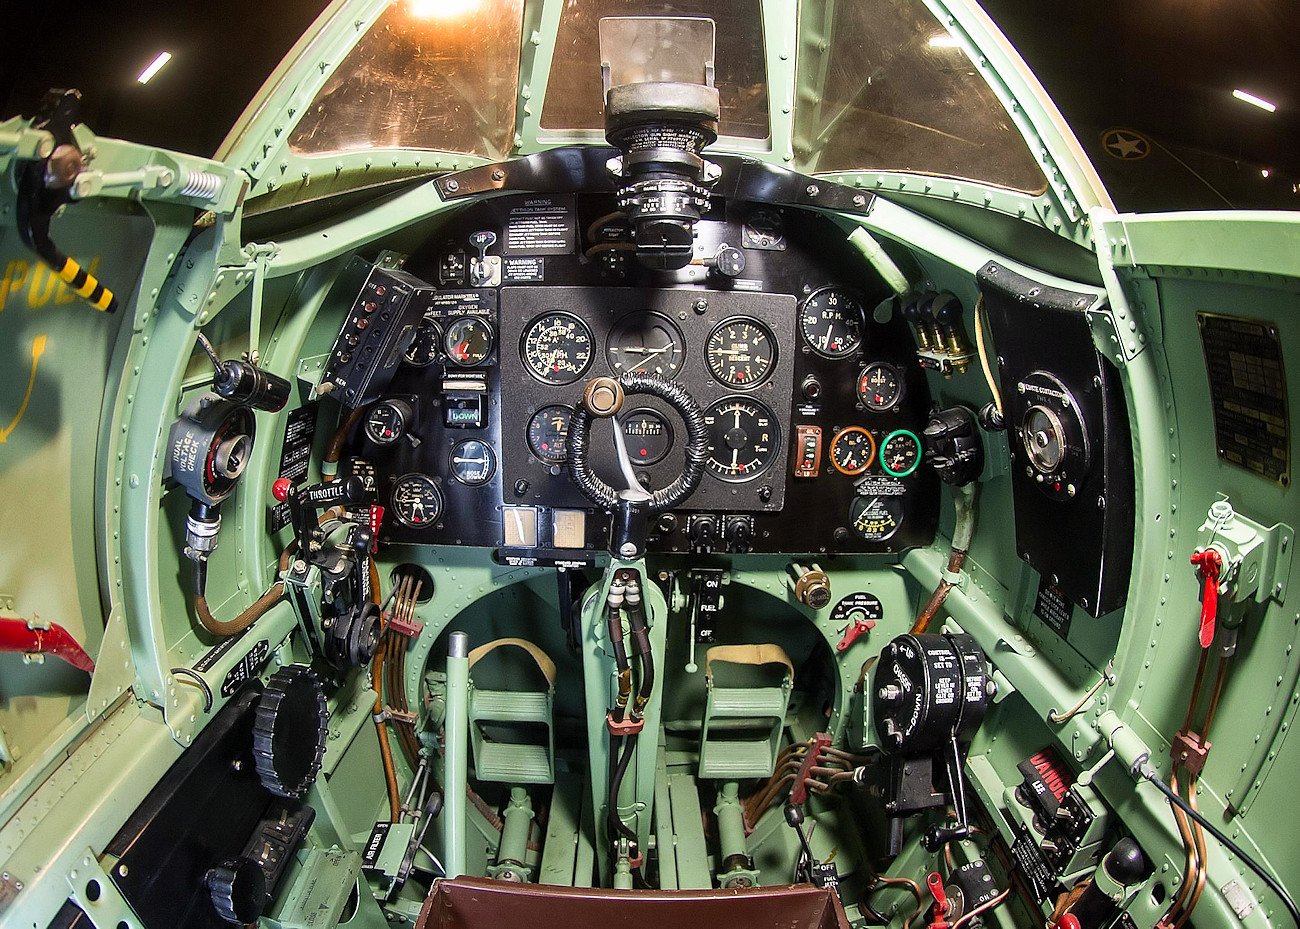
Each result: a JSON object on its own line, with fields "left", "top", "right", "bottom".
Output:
{"left": 65, "top": 848, "right": 146, "bottom": 929}
{"left": 86, "top": 608, "right": 135, "bottom": 723}
{"left": 1196, "top": 499, "right": 1293, "bottom": 607}
{"left": 264, "top": 847, "right": 362, "bottom": 929}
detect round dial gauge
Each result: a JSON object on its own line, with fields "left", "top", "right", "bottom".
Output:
{"left": 829, "top": 426, "right": 877, "bottom": 475}
{"left": 858, "top": 362, "right": 903, "bottom": 412}
{"left": 391, "top": 474, "right": 443, "bottom": 528}
{"left": 527, "top": 405, "right": 573, "bottom": 464}
{"left": 800, "top": 287, "right": 864, "bottom": 357}
{"left": 444, "top": 316, "right": 493, "bottom": 366}
{"left": 880, "top": 430, "right": 922, "bottom": 477}
{"left": 521, "top": 312, "right": 594, "bottom": 385}
{"left": 703, "top": 397, "right": 781, "bottom": 482}
{"left": 364, "top": 399, "right": 413, "bottom": 446}
{"left": 706, "top": 317, "right": 777, "bottom": 389}
{"left": 848, "top": 495, "right": 904, "bottom": 541}
{"left": 1023, "top": 405, "right": 1067, "bottom": 473}
{"left": 606, "top": 311, "right": 685, "bottom": 378}
{"left": 404, "top": 321, "right": 442, "bottom": 367}
{"left": 619, "top": 408, "right": 673, "bottom": 465}
{"left": 449, "top": 439, "right": 496, "bottom": 486}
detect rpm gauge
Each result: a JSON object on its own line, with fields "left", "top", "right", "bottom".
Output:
{"left": 829, "top": 426, "right": 876, "bottom": 475}
{"left": 521, "top": 312, "right": 594, "bottom": 385}
{"left": 800, "top": 287, "right": 864, "bottom": 357}
{"left": 607, "top": 311, "right": 685, "bottom": 378}
{"left": 392, "top": 474, "right": 443, "bottom": 528}
{"left": 848, "top": 495, "right": 904, "bottom": 541}
{"left": 703, "top": 397, "right": 781, "bottom": 482}
{"left": 706, "top": 317, "right": 777, "bottom": 388}
{"left": 858, "top": 362, "right": 903, "bottom": 412}
{"left": 527, "top": 405, "right": 573, "bottom": 464}
{"left": 880, "top": 430, "right": 921, "bottom": 477}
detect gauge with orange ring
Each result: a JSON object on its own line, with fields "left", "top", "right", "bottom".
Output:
{"left": 829, "top": 426, "right": 876, "bottom": 475}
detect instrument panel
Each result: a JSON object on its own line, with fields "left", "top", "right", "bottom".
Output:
{"left": 328, "top": 194, "right": 939, "bottom": 559}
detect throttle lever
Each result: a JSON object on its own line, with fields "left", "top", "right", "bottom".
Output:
{"left": 273, "top": 475, "right": 367, "bottom": 553}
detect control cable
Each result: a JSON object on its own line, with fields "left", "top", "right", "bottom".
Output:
{"left": 1138, "top": 763, "right": 1299, "bottom": 929}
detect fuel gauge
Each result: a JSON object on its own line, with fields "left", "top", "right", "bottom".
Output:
{"left": 848, "top": 495, "right": 904, "bottom": 542}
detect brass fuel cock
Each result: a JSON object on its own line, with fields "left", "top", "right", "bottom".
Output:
{"left": 903, "top": 291, "right": 976, "bottom": 377}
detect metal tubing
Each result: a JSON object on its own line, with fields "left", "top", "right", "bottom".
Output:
{"left": 715, "top": 782, "right": 749, "bottom": 871}
{"left": 0, "top": 616, "right": 95, "bottom": 672}
{"left": 497, "top": 787, "right": 535, "bottom": 879}
{"left": 444, "top": 632, "right": 470, "bottom": 879}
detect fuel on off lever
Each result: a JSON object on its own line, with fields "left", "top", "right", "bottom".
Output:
{"left": 1190, "top": 548, "right": 1222, "bottom": 649}
{"left": 836, "top": 614, "right": 876, "bottom": 651}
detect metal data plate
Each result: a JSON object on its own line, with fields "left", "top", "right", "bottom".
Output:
{"left": 1197, "top": 312, "right": 1290, "bottom": 487}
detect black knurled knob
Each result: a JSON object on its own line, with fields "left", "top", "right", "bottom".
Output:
{"left": 206, "top": 856, "right": 267, "bottom": 925}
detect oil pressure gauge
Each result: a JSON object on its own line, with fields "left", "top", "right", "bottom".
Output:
{"left": 829, "top": 426, "right": 876, "bottom": 475}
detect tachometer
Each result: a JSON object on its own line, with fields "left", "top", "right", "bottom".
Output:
{"left": 703, "top": 397, "right": 780, "bottom": 481}
{"left": 392, "top": 474, "right": 443, "bottom": 528}
{"left": 521, "top": 312, "right": 594, "bottom": 384}
{"left": 444, "top": 316, "right": 493, "bottom": 366}
{"left": 848, "top": 495, "right": 903, "bottom": 541}
{"left": 829, "top": 426, "right": 876, "bottom": 475}
{"left": 527, "top": 405, "right": 573, "bottom": 464}
{"left": 706, "top": 317, "right": 777, "bottom": 388}
{"left": 880, "top": 430, "right": 921, "bottom": 477}
{"left": 606, "top": 311, "right": 685, "bottom": 378}
{"left": 800, "top": 287, "right": 864, "bottom": 357}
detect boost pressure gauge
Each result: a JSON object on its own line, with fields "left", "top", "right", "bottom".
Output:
{"left": 703, "top": 397, "right": 781, "bottom": 481}
{"left": 858, "top": 362, "right": 903, "bottom": 412}
{"left": 800, "top": 287, "right": 864, "bottom": 358}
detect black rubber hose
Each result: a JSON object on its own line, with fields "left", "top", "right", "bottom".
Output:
{"left": 608, "top": 732, "right": 640, "bottom": 843}
{"left": 1143, "top": 768, "right": 1299, "bottom": 928}
{"left": 566, "top": 373, "right": 708, "bottom": 513}
{"left": 626, "top": 596, "right": 654, "bottom": 714}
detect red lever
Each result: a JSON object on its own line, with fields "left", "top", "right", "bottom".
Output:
{"left": 926, "top": 872, "right": 950, "bottom": 929}
{"left": 272, "top": 477, "right": 293, "bottom": 502}
{"left": 836, "top": 615, "right": 876, "bottom": 651}
{"left": 1190, "top": 549, "right": 1222, "bottom": 649}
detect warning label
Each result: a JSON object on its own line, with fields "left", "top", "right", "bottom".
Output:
{"left": 269, "top": 402, "right": 319, "bottom": 532}
{"left": 1034, "top": 578, "right": 1073, "bottom": 638}
{"left": 504, "top": 196, "right": 576, "bottom": 255}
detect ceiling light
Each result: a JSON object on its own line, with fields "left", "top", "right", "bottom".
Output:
{"left": 928, "top": 34, "right": 962, "bottom": 48}
{"left": 1232, "top": 89, "right": 1277, "bottom": 113}
{"left": 1261, "top": 169, "right": 1271, "bottom": 178}
{"left": 137, "top": 52, "right": 172, "bottom": 84}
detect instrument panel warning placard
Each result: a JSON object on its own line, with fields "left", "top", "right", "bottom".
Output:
{"left": 504, "top": 195, "right": 576, "bottom": 255}
{"left": 1198, "top": 313, "right": 1289, "bottom": 486}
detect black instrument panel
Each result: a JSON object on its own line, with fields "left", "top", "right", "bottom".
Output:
{"left": 333, "top": 194, "right": 939, "bottom": 557}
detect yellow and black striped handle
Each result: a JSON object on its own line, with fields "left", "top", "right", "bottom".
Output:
{"left": 54, "top": 255, "right": 117, "bottom": 312}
